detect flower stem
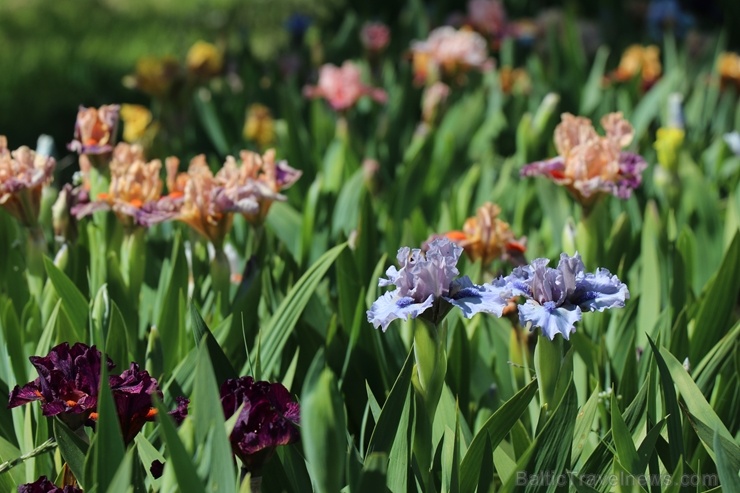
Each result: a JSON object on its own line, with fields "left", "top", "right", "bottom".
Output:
{"left": 239, "top": 468, "right": 262, "bottom": 493}
{"left": 411, "top": 318, "right": 447, "bottom": 492}
{"left": 210, "top": 243, "right": 232, "bottom": 315}
{"left": 534, "top": 333, "right": 563, "bottom": 411}
{"left": 121, "top": 228, "right": 146, "bottom": 301}
{"left": 0, "top": 438, "right": 56, "bottom": 474}
{"left": 25, "top": 224, "right": 48, "bottom": 301}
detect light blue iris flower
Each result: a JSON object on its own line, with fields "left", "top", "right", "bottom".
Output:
{"left": 504, "top": 253, "right": 629, "bottom": 340}
{"left": 367, "top": 238, "right": 509, "bottom": 331}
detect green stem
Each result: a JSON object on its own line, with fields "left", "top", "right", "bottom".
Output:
{"left": 121, "top": 228, "right": 146, "bottom": 302}
{"left": 410, "top": 317, "right": 448, "bottom": 492}
{"left": 534, "top": 334, "right": 563, "bottom": 411}
{"left": 210, "top": 244, "right": 231, "bottom": 315}
{"left": 0, "top": 438, "right": 56, "bottom": 474}
{"left": 26, "top": 224, "right": 47, "bottom": 301}
{"left": 575, "top": 199, "right": 607, "bottom": 267}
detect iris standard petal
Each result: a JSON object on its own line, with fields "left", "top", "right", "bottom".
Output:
{"left": 571, "top": 268, "right": 630, "bottom": 312}
{"left": 518, "top": 300, "right": 582, "bottom": 340}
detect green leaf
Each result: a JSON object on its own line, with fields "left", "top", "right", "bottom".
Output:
{"left": 301, "top": 364, "right": 347, "bottom": 493}
{"left": 460, "top": 379, "right": 538, "bottom": 493}
{"left": 656, "top": 344, "right": 736, "bottom": 447}
{"left": 190, "top": 303, "right": 237, "bottom": 385}
{"left": 53, "top": 418, "right": 89, "bottom": 489}
{"left": 90, "top": 354, "right": 125, "bottom": 491}
{"left": 193, "top": 89, "right": 229, "bottom": 155}
{"left": 646, "top": 338, "right": 683, "bottom": 471}
{"left": 441, "top": 422, "right": 460, "bottom": 493}
{"left": 192, "top": 340, "right": 236, "bottom": 493}
{"left": 104, "top": 447, "right": 134, "bottom": 493}
{"left": 154, "top": 396, "right": 206, "bottom": 493}
{"left": 714, "top": 430, "right": 740, "bottom": 492}
{"left": 572, "top": 390, "right": 600, "bottom": 464}
{"left": 611, "top": 393, "right": 639, "bottom": 474}
{"left": 689, "top": 231, "right": 740, "bottom": 364}
{"left": 499, "top": 381, "right": 577, "bottom": 493}
{"left": 154, "top": 234, "right": 188, "bottom": 373}
{"left": 637, "top": 201, "right": 662, "bottom": 346}
{"left": 43, "top": 256, "right": 87, "bottom": 338}
{"left": 257, "top": 243, "right": 346, "bottom": 378}
{"left": 134, "top": 435, "right": 166, "bottom": 485}
{"left": 580, "top": 46, "right": 610, "bottom": 115}
{"left": 366, "top": 349, "right": 414, "bottom": 456}
{"left": 265, "top": 201, "right": 303, "bottom": 263}
{"left": 635, "top": 417, "right": 667, "bottom": 473}
{"left": 354, "top": 452, "right": 388, "bottom": 493}
{"left": 105, "top": 302, "right": 129, "bottom": 375}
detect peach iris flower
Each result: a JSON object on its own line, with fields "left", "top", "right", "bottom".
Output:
{"left": 68, "top": 105, "right": 120, "bottom": 155}
{"left": 445, "top": 202, "right": 526, "bottom": 266}
{"left": 521, "top": 113, "right": 647, "bottom": 206}
{"left": 612, "top": 45, "right": 662, "bottom": 89}
{"left": 717, "top": 52, "right": 740, "bottom": 91}
{"left": 72, "top": 143, "right": 163, "bottom": 228}
{"left": 0, "top": 136, "right": 56, "bottom": 227}
{"left": 140, "top": 150, "right": 301, "bottom": 244}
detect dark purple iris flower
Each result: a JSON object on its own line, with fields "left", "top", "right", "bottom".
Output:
{"left": 8, "top": 342, "right": 113, "bottom": 430}
{"left": 220, "top": 376, "right": 300, "bottom": 474}
{"left": 109, "top": 363, "right": 190, "bottom": 444}
{"left": 8, "top": 344, "right": 189, "bottom": 445}
{"left": 17, "top": 476, "right": 82, "bottom": 493}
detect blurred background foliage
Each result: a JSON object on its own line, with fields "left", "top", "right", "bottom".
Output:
{"left": 0, "top": 0, "right": 735, "bottom": 153}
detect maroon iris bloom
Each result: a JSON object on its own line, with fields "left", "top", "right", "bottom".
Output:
{"left": 8, "top": 344, "right": 189, "bottom": 445}
{"left": 109, "top": 363, "right": 189, "bottom": 444}
{"left": 8, "top": 343, "right": 113, "bottom": 430}
{"left": 220, "top": 376, "right": 300, "bottom": 474}
{"left": 17, "top": 476, "right": 82, "bottom": 493}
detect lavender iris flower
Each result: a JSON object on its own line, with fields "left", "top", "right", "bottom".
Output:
{"left": 504, "top": 253, "right": 629, "bottom": 340}
{"left": 367, "top": 237, "right": 509, "bottom": 331}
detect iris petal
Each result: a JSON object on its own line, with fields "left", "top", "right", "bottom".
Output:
{"left": 519, "top": 300, "right": 582, "bottom": 340}
{"left": 573, "top": 268, "right": 630, "bottom": 311}
{"left": 446, "top": 276, "right": 509, "bottom": 318}
{"left": 367, "top": 292, "right": 435, "bottom": 332}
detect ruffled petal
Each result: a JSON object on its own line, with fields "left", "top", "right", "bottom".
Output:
{"left": 366, "top": 292, "right": 434, "bottom": 331}
{"left": 518, "top": 300, "right": 581, "bottom": 340}
{"left": 520, "top": 156, "right": 567, "bottom": 181}
{"left": 446, "top": 276, "right": 509, "bottom": 318}
{"left": 8, "top": 382, "right": 43, "bottom": 408}
{"left": 571, "top": 268, "right": 630, "bottom": 312}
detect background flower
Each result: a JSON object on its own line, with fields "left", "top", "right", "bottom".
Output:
{"left": 444, "top": 202, "right": 526, "bottom": 266}
{"left": 303, "top": 61, "right": 387, "bottom": 111}
{"left": 521, "top": 112, "right": 647, "bottom": 206}
{"left": 67, "top": 104, "right": 120, "bottom": 155}
{"left": 410, "top": 26, "right": 493, "bottom": 85}
{"left": 72, "top": 143, "right": 164, "bottom": 227}
{"left": 0, "top": 135, "right": 56, "bottom": 227}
